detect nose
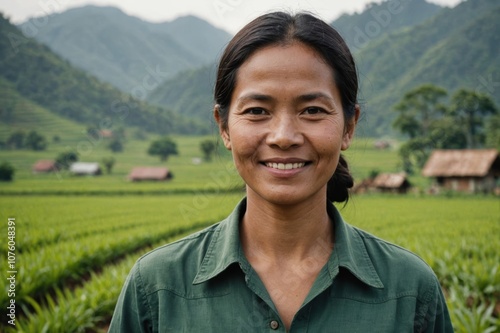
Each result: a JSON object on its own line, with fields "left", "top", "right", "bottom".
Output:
{"left": 265, "top": 114, "right": 304, "bottom": 149}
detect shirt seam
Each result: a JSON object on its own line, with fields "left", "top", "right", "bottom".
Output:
{"left": 136, "top": 224, "right": 219, "bottom": 263}
{"left": 331, "top": 291, "right": 419, "bottom": 304}
{"left": 143, "top": 287, "right": 232, "bottom": 300}
{"left": 356, "top": 229, "right": 434, "bottom": 271}
{"left": 414, "top": 274, "right": 437, "bottom": 332}
{"left": 136, "top": 260, "right": 154, "bottom": 332}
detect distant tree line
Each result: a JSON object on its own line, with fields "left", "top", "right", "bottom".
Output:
{"left": 392, "top": 84, "right": 498, "bottom": 173}
{"left": 2, "top": 130, "right": 47, "bottom": 151}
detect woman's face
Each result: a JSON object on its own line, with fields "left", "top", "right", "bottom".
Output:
{"left": 217, "top": 42, "right": 357, "bottom": 206}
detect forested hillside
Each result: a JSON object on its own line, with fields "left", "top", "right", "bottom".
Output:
{"left": 357, "top": 0, "right": 500, "bottom": 135}
{"left": 0, "top": 14, "right": 209, "bottom": 135}
{"left": 19, "top": 6, "right": 231, "bottom": 92}
{"left": 332, "top": 0, "right": 442, "bottom": 51}
{"left": 147, "top": 65, "right": 217, "bottom": 123}
{"left": 8, "top": 0, "right": 499, "bottom": 138}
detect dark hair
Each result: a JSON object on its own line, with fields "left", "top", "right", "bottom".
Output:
{"left": 214, "top": 11, "right": 358, "bottom": 203}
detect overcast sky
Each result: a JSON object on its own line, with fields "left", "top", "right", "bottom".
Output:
{"left": 0, "top": 0, "right": 463, "bottom": 34}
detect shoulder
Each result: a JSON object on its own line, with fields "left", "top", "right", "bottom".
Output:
{"left": 132, "top": 223, "right": 221, "bottom": 292}
{"left": 352, "top": 225, "right": 439, "bottom": 296}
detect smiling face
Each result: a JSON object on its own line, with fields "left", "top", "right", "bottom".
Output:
{"left": 216, "top": 42, "right": 357, "bottom": 207}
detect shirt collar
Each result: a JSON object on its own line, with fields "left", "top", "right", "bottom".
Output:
{"left": 193, "top": 198, "right": 383, "bottom": 289}
{"left": 327, "top": 202, "right": 384, "bottom": 289}
{"left": 192, "top": 198, "right": 246, "bottom": 285}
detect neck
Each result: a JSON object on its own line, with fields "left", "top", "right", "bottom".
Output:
{"left": 240, "top": 191, "right": 334, "bottom": 264}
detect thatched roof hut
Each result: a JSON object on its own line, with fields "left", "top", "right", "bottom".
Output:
{"left": 32, "top": 160, "right": 58, "bottom": 173}
{"left": 128, "top": 167, "right": 172, "bottom": 181}
{"left": 372, "top": 172, "right": 411, "bottom": 194}
{"left": 422, "top": 149, "right": 499, "bottom": 193}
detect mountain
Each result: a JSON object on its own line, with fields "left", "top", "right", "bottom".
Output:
{"left": 19, "top": 6, "right": 231, "bottom": 93}
{"left": 0, "top": 13, "right": 209, "bottom": 135}
{"left": 332, "top": 0, "right": 442, "bottom": 52}
{"left": 147, "top": 0, "right": 444, "bottom": 130}
{"left": 356, "top": 0, "right": 500, "bottom": 136}
{"left": 147, "top": 64, "right": 217, "bottom": 123}
{"left": 148, "top": 0, "right": 499, "bottom": 137}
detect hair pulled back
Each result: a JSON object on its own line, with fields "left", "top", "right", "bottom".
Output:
{"left": 214, "top": 11, "right": 358, "bottom": 203}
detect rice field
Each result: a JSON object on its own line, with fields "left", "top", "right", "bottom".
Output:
{"left": 0, "top": 193, "right": 498, "bottom": 332}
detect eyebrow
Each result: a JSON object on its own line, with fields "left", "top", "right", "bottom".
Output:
{"left": 236, "top": 92, "right": 337, "bottom": 106}
{"left": 296, "top": 92, "right": 336, "bottom": 104}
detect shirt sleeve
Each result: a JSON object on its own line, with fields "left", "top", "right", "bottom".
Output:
{"left": 415, "top": 275, "right": 454, "bottom": 333}
{"left": 108, "top": 262, "right": 153, "bottom": 333}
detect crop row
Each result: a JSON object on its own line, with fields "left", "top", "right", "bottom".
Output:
{"left": 0, "top": 194, "right": 243, "bottom": 311}
{"left": 8, "top": 230, "right": 199, "bottom": 333}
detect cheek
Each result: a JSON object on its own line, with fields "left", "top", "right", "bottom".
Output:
{"left": 227, "top": 123, "right": 261, "bottom": 161}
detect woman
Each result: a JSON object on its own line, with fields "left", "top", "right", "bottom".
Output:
{"left": 109, "top": 12, "right": 453, "bottom": 332}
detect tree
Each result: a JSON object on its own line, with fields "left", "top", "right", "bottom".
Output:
{"left": 25, "top": 130, "right": 48, "bottom": 151}
{"left": 0, "top": 162, "right": 15, "bottom": 181}
{"left": 6, "top": 130, "right": 25, "bottom": 149}
{"left": 102, "top": 157, "right": 116, "bottom": 174}
{"left": 486, "top": 114, "right": 500, "bottom": 150}
{"left": 108, "top": 139, "right": 124, "bottom": 153}
{"left": 393, "top": 84, "right": 448, "bottom": 139}
{"left": 200, "top": 139, "right": 216, "bottom": 162}
{"left": 55, "top": 151, "right": 78, "bottom": 170}
{"left": 392, "top": 84, "right": 449, "bottom": 171}
{"left": 448, "top": 89, "right": 498, "bottom": 148}
{"left": 148, "top": 137, "right": 178, "bottom": 162}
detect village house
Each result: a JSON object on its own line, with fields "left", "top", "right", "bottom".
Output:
{"left": 422, "top": 149, "right": 500, "bottom": 194}
{"left": 32, "top": 160, "right": 58, "bottom": 173}
{"left": 69, "top": 162, "right": 102, "bottom": 176}
{"left": 372, "top": 172, "right": 411, "bottom": 194}
{"left": 128, "top": 167, "right": 172, "bottom": 181}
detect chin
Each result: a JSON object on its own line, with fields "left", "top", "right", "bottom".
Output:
{"left": 249, "top": 186, "right": 324, "bottom": 207}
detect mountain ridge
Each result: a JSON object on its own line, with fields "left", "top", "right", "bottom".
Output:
{"left": 19, "top": 6, "right": 232, "bottom": 93}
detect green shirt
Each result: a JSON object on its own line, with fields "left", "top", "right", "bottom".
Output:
{"left": 109, "top": 198, "right": 454, "bottom": 332}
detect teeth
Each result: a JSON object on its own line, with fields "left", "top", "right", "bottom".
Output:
{"left": 266, "top": 162, "right": 305, "bottom": 170}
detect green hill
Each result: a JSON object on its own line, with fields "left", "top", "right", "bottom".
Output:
{"left": 148, "top": 0, "right": 498, "bottom": 137}
{"left": 332, "top": 0, "right": 442, "bottom": 52}
{"left": 147, "top": 64, "right": 217, "bottom": 123}
{"left": 0, "top": 13, "right": 209, "bottom": 135}
{"left": 0, "top": 77, "right": 84, "bottom": 144}
{"left": 19, "top": 6, "right": 231, "bottom": 92}
{"left": 357, "top": 0, "right": 500, "bottom": 135}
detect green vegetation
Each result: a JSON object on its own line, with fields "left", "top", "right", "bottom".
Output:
{"left": 147, "top": 137, "right": 179, "bottom": 162}
{"left": 19, "top": 7, "right": 231, "bottom": 92}
{"left": 1, "top": 1, "right": 498, "bottom": 330}
{"left": 145, "top": 0, "right": 500, "bottom": 137}
{"left": 356, "top": 0, "right": 500, "bottom": 136}
{"left": 0, "top": 194, "right": 498, "bottom": 332}
{"left": 200, "top": 138, "right": 217, "bottom": 162}
{"left": 0, "top": 161, "right": 14, "bottom": 181}
{"left": 332, "top": 0, "right": 442, "bottom": 52}
{"left": 393, "top": 84, "right": 498, "bottom": 172}
{"left": 0, "top": 14, "right": 209, "bottom": 135}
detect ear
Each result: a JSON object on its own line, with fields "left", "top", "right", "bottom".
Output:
{"left": 214, "top": 104, "right": 231, "bottom": 150}
{"left": 341, "top": 104, "right": 360, "bottom": 151}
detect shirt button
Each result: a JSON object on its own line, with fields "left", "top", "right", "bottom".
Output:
{"left": 270, "top": 320, "right": 279, "bottom": 330}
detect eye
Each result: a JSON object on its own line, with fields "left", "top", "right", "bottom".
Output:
{"left": 303, "top": 107, "right": 326, "bottom": 115}
{"left": 244, "top": 108, "right": 268, "bottom": 115}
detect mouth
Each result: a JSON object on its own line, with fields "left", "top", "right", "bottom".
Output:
{"left": 263, "top": 162, "right": 308, "bottom": 170}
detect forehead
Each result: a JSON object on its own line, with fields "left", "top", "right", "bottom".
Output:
{"left": 232, "top": 42, "right": 338, "bottom": 99}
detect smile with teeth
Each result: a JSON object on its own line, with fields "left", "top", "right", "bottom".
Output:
{"left": 265, "top": 162, "right": 306, "bottom": 170}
